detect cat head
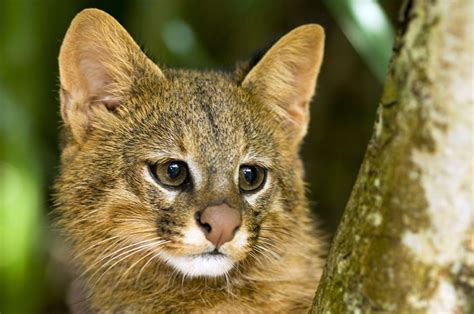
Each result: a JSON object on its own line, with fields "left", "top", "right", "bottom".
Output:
{"left": 55, "top": 9, "right": 324, "bottom": 279}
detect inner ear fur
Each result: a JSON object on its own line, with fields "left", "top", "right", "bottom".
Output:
{"left": 59, "top": 8, "right": 164, "bottom": 144}
{"left": 241, "top": 24, "right": 325, "bottom": 143}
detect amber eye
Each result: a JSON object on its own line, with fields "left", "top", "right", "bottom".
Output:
{"left": 239, "top": 165, "right": 266, "bottom": 192}
{"left": 149, "top": 160, "right": 188, "bottom": 187}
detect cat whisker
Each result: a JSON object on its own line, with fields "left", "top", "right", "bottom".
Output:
{"left": 113, "top": 240, "right": 170, "bottom": 289}
{"left": 253, "top": 245, "right": 280, "bottom": 261}
{"left": 247, "top": 251, "right": 266, "bottom": 268}
{"left": 257, "top": 238, "right": 282, "bottom": 254}
{"left": 260, "top": 226, "right": 292, "bottom": 238}
{"left": 82, "top": 238, "right": 160, "bottom": 277}
{"left": 113, "top": 218, "right": 154, "bottom": 224}
{"left": 223, "top": 271, "right": 236, "bottom": 297}
{"left": 259, "top": 244, "right": 281, "bottom": 259}
{"left": 75, "top": 228, "right": 159, "bottom": 263}
{"left": 77, "top": 239, "right": 128, "bottom": 274}
{"left": 181, "top": 271, "right": 187, "bottom": 295}
{"left": 86, "top": 240, "right": 156, "bottom": 280}
{"left": 164, "top": 267, "right": 180, "bottom": 295}
{"left": 136, "top": 251, "right": 160, "bottom": 285}
{"left": 88, "top": 241, "right": 167, "bottom": 295}
{"left": 73, "top": 235, "right": 121, "bottom": 260}
{"left": 65, "top": 208, "right": 101, "bottom": 224}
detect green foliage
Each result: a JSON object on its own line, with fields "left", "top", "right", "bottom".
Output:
{"left": 324, "top": 0, "right": 394, "bottom": 81}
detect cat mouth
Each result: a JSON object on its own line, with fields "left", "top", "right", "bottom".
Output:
{"left": 197, "top": 248, "right": 224, "bottom": 257}
{"left": 159, "top": 249, "right": 235, "bottom": 277}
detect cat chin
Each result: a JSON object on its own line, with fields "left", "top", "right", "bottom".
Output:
{"left": 159, "top": 252, "right": 235, "bottom": 277}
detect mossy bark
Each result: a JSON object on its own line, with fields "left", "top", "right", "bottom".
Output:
{"left": 311, "top": 0, "right": 473, "bottom": 313}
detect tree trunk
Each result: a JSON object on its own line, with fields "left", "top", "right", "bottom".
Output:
{"left": 311, "top": 0, "right": 473, "bottom": 313}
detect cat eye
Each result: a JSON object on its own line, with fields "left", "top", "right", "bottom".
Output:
{"left": 239, "top": 165, "right": 266, "bottom": 192}
{"left": 149, "top": 160, "right": 189, "bottom": 188}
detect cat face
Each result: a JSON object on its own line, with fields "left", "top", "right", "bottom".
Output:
{"left": 81, "top": 70, "right": 301, "bottom": 277}
{"left": 56, "top": 9, "right": 323, "bottom": 280}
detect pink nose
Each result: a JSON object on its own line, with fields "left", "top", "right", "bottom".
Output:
{"left": 195, "top": 204, "right": 242, "bottom": 247}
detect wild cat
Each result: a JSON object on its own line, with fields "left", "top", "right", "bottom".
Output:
{"left": 54, "top": 8, "right": 325, "bottom": 312}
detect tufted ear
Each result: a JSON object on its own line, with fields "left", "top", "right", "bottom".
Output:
{"left": 59, "top": 8, "right": 164, "bottom": 144}
{"left": 241, "top": 24, "right": 325, "bottom": 144}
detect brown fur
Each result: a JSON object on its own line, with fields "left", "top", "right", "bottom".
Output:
{"left": 54, "top": 8, "right": 325, "bottom": 312}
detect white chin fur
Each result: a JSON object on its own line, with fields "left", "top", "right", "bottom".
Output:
{"left": 159, "top": 252, "right": 235, "bottom": 277}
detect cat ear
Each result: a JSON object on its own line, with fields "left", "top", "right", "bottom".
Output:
{"left": 241, "top": 24, "right": 324, "bottom": 143}
{"left": 59, "top": 8, "right": 164, "bottom": 144}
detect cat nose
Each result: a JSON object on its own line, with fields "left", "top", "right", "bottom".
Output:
{"left": 195, "top": 204, "right": 241, "bottom": 248}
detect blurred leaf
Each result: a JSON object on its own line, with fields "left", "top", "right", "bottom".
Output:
{"left": 324, "top": 0, "right": 394, "bottom": 82}
{"left": 0, "top": 1, "right": 44, "bottom": 312}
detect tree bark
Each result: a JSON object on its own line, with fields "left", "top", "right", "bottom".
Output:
{"left": 312, "top": 0, "right": 473, "bottom": 313}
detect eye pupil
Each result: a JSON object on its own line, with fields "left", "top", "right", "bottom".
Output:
{"left": 239, "top": 164, "right": 266, "bottom": 192}
{"left": 242, "top": 167, "right": 256, "bottom": 184}
{"left": 167, "top": 162, "right": 181, "bottom": 179}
